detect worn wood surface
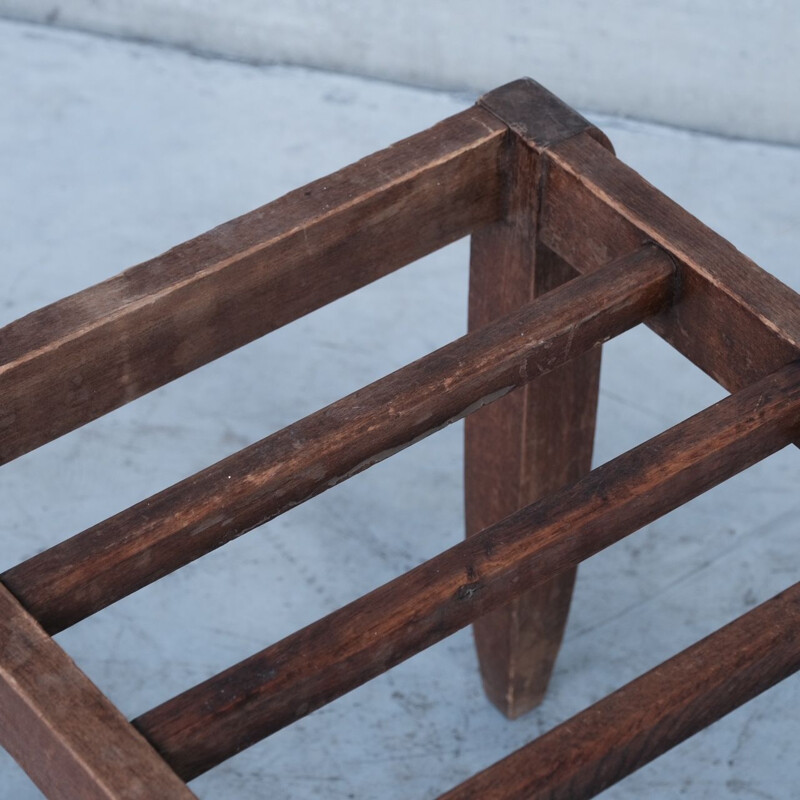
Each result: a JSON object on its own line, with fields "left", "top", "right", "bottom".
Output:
{"left": 537, "top": 129, "right": 800, "bottom": 392}
{"left": 439, "top": 580, "right": 800, "bottom": 800}
{"left": 0, "top": 584, "right": 195, "bottom": 800}
{"left": 3, "top": 78, "right": 798, "bottom": 798}
{"left": 3, "top": 247, "right": 672, "bottom": 634}
{"left": 477, "top": 77, "right": 613, "bottom": 152}
{"left": 133, "top": 361, "right": 800, "bottom": 781}
{"left": 0, "top": 106, "right": 506, "bottom": 466}
{"left": 465, "top": 115, "right": 603, "bottom": 717}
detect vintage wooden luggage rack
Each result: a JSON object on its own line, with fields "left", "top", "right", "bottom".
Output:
{"left": 1, "top": 78, "right": 799, "bottom": 799}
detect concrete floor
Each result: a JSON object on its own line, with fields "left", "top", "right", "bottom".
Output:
{"left": 1, "top": 18, "right": 799, "bottom": 800}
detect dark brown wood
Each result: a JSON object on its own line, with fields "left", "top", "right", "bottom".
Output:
{"left": 0, "top": 584, "right": 195, "bottom": 800}
{"left": 0, "top": 106, "right": 506, "bottom": 466}
{"left": 439, "top": 580, "right": 800, "bottom": 800}
{"left": 477, "top": 77, "right": 613, "bottom": 152}
{"left": 3, "top": 78, "right": 799, "bottom": 799}
{"left": 537, "top": 129, "right": 800, "bottom": 392}
{"left": 465, "top": 129, "right": 604, "bottom": 716}
{"left": 133, "top": 361, "right": 800, "bottom": 781}
{"left": 3, "top": 246, "right": 672, "bottom": 634}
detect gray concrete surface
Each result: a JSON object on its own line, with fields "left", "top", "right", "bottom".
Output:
{"left": 2, "top": 1, "right": 799, "bottom": 145}
{"left": 1, "top": 18, "right": 799, "bottom": 800}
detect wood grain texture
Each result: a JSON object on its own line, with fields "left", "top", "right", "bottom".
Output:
{"left": 133, "top": 361, "right": 800, "bottom": 781}
{"left": 465, "top": 118, "right": 603, "bottom": 717}
{"left": 0, "top": 584, "right": 194, "bottom": 800}
{"left": 4, "top": 78, "right": 797, "bottom": 798}
{"left": 3, "top": 247, "right": 673, "bottom": 634}
{"left": 538, "top": 129, "right": 800, "bottom": 392}
{"left": 439, "top": 580, "right": 800, "bottom": 800}
{"left": 0, "top": 106, "right": 506, "bottom": 466}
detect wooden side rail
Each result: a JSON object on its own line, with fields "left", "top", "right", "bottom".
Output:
{"left": 133, "top": 362, "right": 800, "bottom": 780}
{"left": 0, "top": 585, "right": 196, "bottom": 800}
{"left": 477, "top": 78, "right": 800, "bottom": 393}
{"left": 2, "top": 76, "right": 798, "bottom": 799}
{"left": 4, "top": 245, "right": 672, "bottom": 634}
{"left": 0, "top": 106, "right": 506, "bottom": 466}
{"left": 440, "top": 579, "right": 800, "bottom": 800}
{"left": 533, "top": 117, "right": 800, "bottom": 393}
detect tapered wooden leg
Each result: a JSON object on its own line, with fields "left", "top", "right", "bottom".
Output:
{"left": 465, "top": 139, "right": 602, "bottom": 718}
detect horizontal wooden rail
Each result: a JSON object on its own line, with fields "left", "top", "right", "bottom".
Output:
{"left": 538, "top": 129, "right": 800, "bottom": 392}
{"left": 477, "top": 80, "right": 800, "bottom": 395}
{"left": 0, "top": 106, "right": 506, "bottom": 466}
{"left": 3, "top": 246, "right": 674, "bottom": 634}
{"left": 134, "top": 360, "right": 800, "bottom": 780}
{"left": 0, "top": 585, "right": 195, "bottom": 800}
{"left": 439, "top": 580, "right": 800, "bottom": 800}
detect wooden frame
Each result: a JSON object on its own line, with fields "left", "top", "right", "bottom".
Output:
{"left": 1, "top": 77, "right": 798, "bottom": 798}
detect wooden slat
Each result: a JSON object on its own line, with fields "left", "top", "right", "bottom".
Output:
{"left": 465, "top": 131, "right": 603, "bottom": 715}
{"left": 0, "top": 106, "right": 507, "bottom": 465}
{"left": 538, "top": 129, "right": 800, "bottom": 391}
{"left": 3, "top": 246, "right": 673, "bottom": 634}
{"left": 133, "top": 360, "right": 800, "bottom": 781}
{"left": 0, "top": 584, "right": 195, "bottom": 800}
{"left": 439, "top": 581, "right": 800, "bottom": 800}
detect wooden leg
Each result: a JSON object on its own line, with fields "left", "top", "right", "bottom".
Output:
{"left": 465, "top": 141, "right": 602, "bottom": 718}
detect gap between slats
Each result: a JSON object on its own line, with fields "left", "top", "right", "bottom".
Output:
{"left": 133, "top": 360, "right": 800, "bottom": 780}
{"left": 3, "top": 245, "right": 674, "bottom": 634}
